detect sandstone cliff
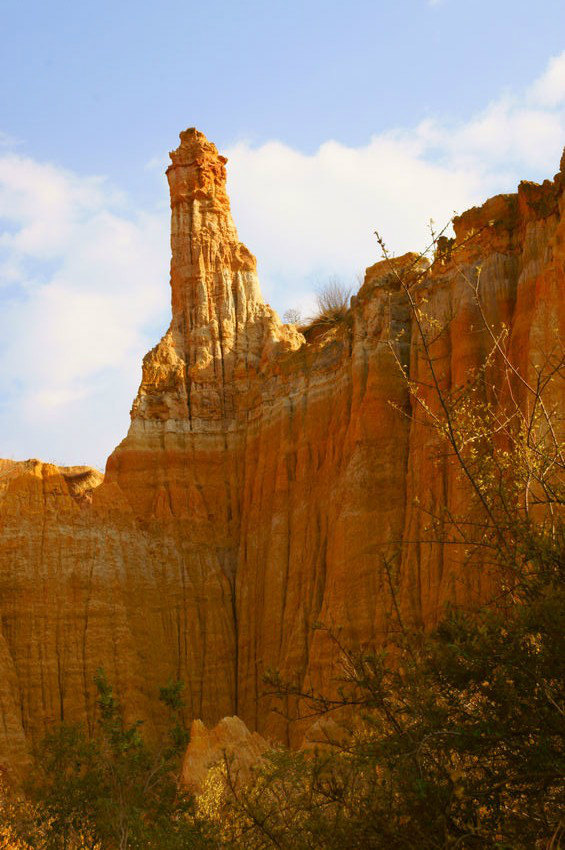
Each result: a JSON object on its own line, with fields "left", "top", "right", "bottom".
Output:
{"left": 0, "top": 130, "right": 562, "bottom": 771}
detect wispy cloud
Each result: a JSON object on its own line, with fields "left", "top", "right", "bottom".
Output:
{"left": 528, "top": 51, "right": 565, "bottom": 107}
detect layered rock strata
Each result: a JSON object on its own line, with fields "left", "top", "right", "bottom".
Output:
{"left": 0, "top": 130, "right": 563, "bottom": 771}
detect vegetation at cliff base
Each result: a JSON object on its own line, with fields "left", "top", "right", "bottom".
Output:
{"left": 0, "top": 673, "right": 214, "bottom": 849}
{"left": 202, "top": 565, "right": 564, "bottom": 848}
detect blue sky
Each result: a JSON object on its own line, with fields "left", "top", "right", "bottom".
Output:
{"left": 0, "top": 0, "right": 564, "bottom": 467}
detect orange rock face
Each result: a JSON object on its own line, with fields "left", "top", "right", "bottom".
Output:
{"left": 0, "top": 130, "right": 563, "bottom": 771}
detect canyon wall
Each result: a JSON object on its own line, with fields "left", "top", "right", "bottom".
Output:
{"left": 0, "top": 130, "right": 562, "bottom": 771}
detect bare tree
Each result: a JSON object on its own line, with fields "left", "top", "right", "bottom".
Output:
{"left": 283, "top": 308, "right": 303, "bottom": 326}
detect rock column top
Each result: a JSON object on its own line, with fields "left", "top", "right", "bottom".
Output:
{"left": 165, "top": 127, "right": 264, "bottom": 343}
{"left": 167, "top": 127, "right": 231, "bottom": 212}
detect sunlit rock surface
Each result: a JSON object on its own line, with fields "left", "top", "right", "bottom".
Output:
{"left": 0, "top": 131, "right": 562, "bottom": 771}
{"left": 182, "top": 716, "right": 267, "bottom": 792}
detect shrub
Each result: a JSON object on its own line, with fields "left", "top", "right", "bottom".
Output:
{"left": 9, "top": 672, "right": 217, "bottom": 850}
{"left": 309, "top": 277, "right": 352, "bottom": 326}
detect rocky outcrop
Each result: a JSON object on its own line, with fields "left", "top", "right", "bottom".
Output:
{"left": 0, "top": 130, "right": 562, "bottom": 771}
{"left": 182, "top": 716, "right": 267, "bottom": 792}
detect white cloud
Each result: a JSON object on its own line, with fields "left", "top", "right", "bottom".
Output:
{"left": 0, "top": 52, "right": 563, "bottom": 467}
{"left": 226, "top": 134, "right": 476, "bottom": 310}
{"left": 0, "top": 155, "right": 169, "bottom": 467}
{"left": 227, "top": 52, "right": 565, "bottom": 314}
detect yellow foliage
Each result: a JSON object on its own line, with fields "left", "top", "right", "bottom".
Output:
{"left": 0, "top": 775, "right": 100, "bottom": 850}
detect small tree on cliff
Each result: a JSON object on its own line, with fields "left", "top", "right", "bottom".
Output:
{"left": 199, "top": 220, "right": 565, "bottom": 849}
{"left": 283, "top": 307, "right": 303, "bottom": 325}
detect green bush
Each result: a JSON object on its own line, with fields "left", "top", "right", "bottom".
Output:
{"left": 11, "top": 672, "right": 217, "bottom": 850}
